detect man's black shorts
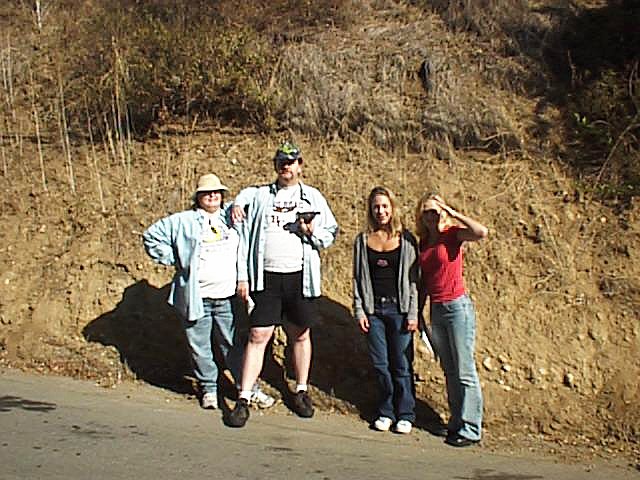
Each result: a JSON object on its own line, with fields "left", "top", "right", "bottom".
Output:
{"left": 249, "top": 271, "right": 318, "bottom": 328}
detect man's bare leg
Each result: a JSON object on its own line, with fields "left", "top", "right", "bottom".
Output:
{"left": 239, "top": 325, "right": 275, "bottom": 393}
{"left": 227, "top": 325, "right": 275, "bottom": 428}
{"left": 286, "top": 324, "right": 312, "bottom": 387}
{"left": 286, "top": 324, "right": 314, "bottom": 418}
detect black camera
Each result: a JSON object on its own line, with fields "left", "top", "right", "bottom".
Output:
{"left": 296, "top": 211, "right": 320, "bottom": 223}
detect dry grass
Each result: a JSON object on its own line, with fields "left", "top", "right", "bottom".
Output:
{"left": 3, "top": 0, "right": 636, "bottom": 199}
{"left": 0, "top": 0, "right": 550, "bottom": 158}
{"left": 0, "top": 0, "right": 638, "bottom": 452}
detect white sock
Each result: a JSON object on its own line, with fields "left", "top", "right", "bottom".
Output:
{"left": 239, "top": 390, "right": 253, "bottom": 401}
{"left": 296, "top": 384, "right": 308, "bottom": 393}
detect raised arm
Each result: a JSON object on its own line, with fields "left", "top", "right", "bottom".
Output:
{"left": 231, "top": 185, "right": 259, "bottom": 224}
{"left": 433, "top": 195, "right": 488, "bottom": 242}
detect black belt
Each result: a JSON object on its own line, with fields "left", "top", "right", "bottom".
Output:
{"left": 375, "top": 296, "right": 397, "bottom": 304}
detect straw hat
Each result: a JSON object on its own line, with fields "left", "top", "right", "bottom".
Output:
{"left": 195, "top": 174, "right": 228, "bottom": 193}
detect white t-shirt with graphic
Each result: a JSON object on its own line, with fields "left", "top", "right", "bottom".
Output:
{"left": 263, "top": 184, "right": 304, "bottom": 273}
{"left": 198, "top": 209, "right": 239, "bottom": 299}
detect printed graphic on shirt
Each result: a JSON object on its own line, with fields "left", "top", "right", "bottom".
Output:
{"left": 268, "top": 200, "right": 305, "bottom": 232}
{"left": 376, "top": 259, "right": 389, "bottom": 268}
{"left": 203, "top": 220, "right": 226, "bottom": 243}
{"left": 199, "top": 216, "right": 239, "bottom": 299}
{"left": 264, "top": 186, "right": 306, "bottom": 272}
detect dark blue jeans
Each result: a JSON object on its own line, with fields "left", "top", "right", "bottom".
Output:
{"left": 366, "top": 301, "right": 415, "bottom": 422}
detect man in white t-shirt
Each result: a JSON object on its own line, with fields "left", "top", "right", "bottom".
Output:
{"left": 227, "top": 142, "right": 338, "bottom": 428}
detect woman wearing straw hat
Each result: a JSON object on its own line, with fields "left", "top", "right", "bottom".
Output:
{"left": 143, "top": 173, "right": 274, "bottom": 411}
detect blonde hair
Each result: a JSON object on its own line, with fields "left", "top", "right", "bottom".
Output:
{"left": 366, "top": 186, "right": 403, "bottom": 236}
{"left": 415, "top": 192, "right": 453, "bottom": 241}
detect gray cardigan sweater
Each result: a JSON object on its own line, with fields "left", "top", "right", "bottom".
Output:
{"left": 352, "top": 230, "right": 419, "bottom": 320}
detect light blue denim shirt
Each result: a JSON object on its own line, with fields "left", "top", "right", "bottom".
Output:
{"left": 234, "top": 181, "right": 338, "bottom": 297}
{"left": 142, "top": 204, "right": 233, "bottom": 321}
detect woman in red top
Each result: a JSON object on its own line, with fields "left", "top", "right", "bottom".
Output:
{"left": 416, "top": 194, "right": 488, "bottom": 447}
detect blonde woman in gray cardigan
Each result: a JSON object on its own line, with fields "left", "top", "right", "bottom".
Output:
{"left": 353, "top": 186, "right": 419, "bottom": 434}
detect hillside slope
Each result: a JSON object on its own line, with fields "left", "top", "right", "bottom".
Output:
{"left": 0, "top": 0, "right": 638, "bottom": 463}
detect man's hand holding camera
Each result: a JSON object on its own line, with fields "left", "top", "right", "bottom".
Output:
{"left": 297, "top": 217, "right": 313, "bottom": 236}
{"left": 285, "top": 211, "right": 319, "bottom": 237}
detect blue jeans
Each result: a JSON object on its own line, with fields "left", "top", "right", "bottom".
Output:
{"left": 183, "top": 297, "right": 243, "bottom": 394}
{"left": 366, "top": 301, "right": 415, "bottom": 422}
{"left": 431, "top": 294, "right": 483, "bottom": 441}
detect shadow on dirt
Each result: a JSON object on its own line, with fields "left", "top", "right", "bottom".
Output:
{"left": 312, "top": 297, "right": 446, "bottom": 433}
{"left": 82, "top": 280, "right": 194, "bottom": 394}
{"left": 83, "top": 280, "right": 444, "bottom": 433}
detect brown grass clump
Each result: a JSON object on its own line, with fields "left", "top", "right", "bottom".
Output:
{"left": 0, "top": 0, "right": 543, "bottom": 155}
{"left": 1, "top": 0, "right": 277, "bottom": 139}
{"left": 2, "top": 0, "right": 637, "bottom": 196}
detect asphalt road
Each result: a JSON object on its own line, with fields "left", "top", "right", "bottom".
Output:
{"left": 0, "top": 370, "right": 635, "bottom": 480}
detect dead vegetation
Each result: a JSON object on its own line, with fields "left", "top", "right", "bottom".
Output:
{"left": 0, "top": 0, "right": 638, "bottom": 465}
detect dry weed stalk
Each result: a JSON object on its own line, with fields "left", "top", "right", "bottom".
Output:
{"left": 108, "top": 40, "right": 132, "bottom": 185}
{"left": 1, "top": 36, "right": 22, "bottom": 168}
{"left": 0, "top": 43, "right": 7, "bottom": 94}
{"left": 103, "top": 112, "right": 118, "bottom": 168}
{"left": 162, "top": 137, "right": 172, "bottom": 184}
{"left": 32, "top": 0, "right": 51, "bottom": 33}
{"left": 110, "top": 96, "right": 131, "bottom": 184}
{"left": 17, "top": 117, "right": 24, "bottom": 159}
{"left": 178, "top": 117, "right": 200, "bottom": 206}
{"left": 56, "top": 66, "right": 75, "bottom": 193}
{"left": 0, "top": 118, "right": 7, "bottom": 176}
{"left": 85, "top": 99, "right": 105, "bottom": 213}
{"left": 29, "top": 67, "right": 46, "bottom": 191}
{"left": 2, "top": 34, "right": 17, "bottom": 132}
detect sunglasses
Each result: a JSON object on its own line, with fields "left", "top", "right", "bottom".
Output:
{"left": 275, "top": 158, "right": 298, "bottom": 166}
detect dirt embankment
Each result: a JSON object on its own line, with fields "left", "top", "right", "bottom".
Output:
{"left": 0, "top": 0, "right": 638, "bottom": 469}
{"left": 0, "top": 132, "right": 638, "bottom": 466}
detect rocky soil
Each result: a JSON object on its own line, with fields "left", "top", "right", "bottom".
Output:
{"left": 0, "top": 130, "right": 638, "bottom": 468}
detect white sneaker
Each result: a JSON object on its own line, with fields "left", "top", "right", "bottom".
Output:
{"left": 201, "top": 392, "right": 218, "bottom": 410}
{"left": 374, "top": 416, "right": 393, "bottom": 431}
{"left": 250, "top": 389, "right": 275, "bottom": 409}
{"left": 395, "top": 420, "right": 412, "bottom": 434}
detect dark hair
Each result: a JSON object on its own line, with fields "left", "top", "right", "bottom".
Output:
{"left": 192, "top": 190, "right": 225, "bottom": 210}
